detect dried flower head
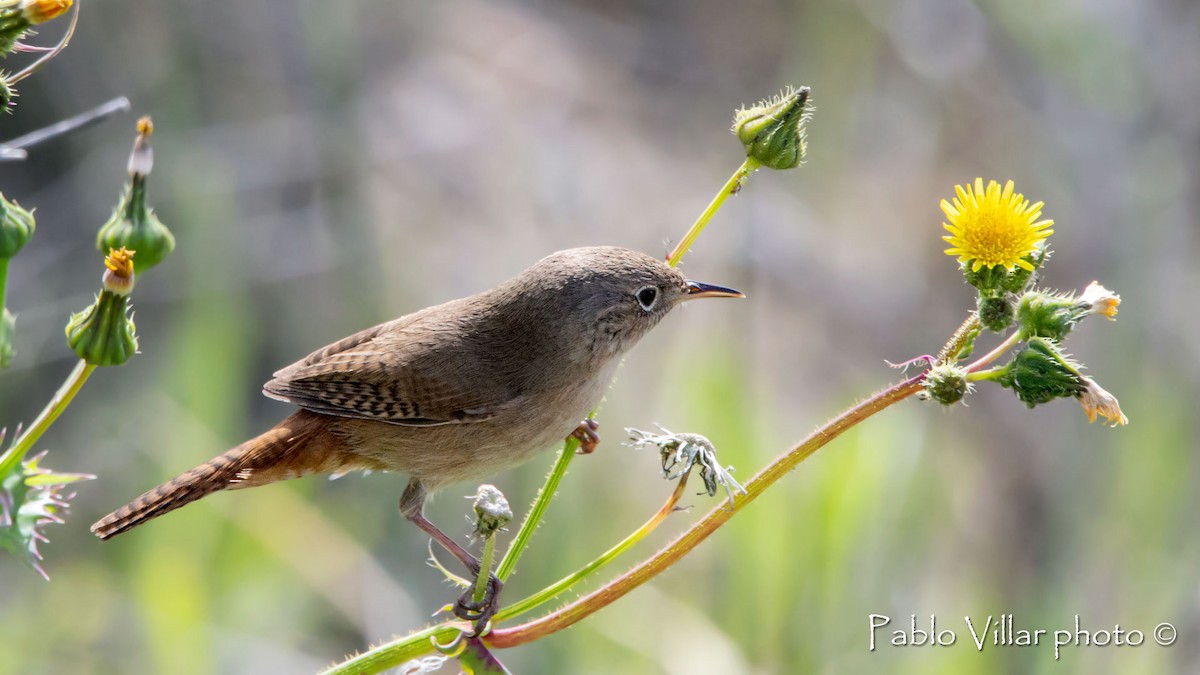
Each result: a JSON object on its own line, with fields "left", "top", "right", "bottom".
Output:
{"left": 627, "top": 427, "right": 746, "bottom": 509}
{"left": 1078, "top": 281, "right": 1120, "bottom": 320}
{"left": 1078, "top": 377, "right": 1128, "bottom": 427}
{"left": 469, "top": 484, "right": 511, "bottom": 539}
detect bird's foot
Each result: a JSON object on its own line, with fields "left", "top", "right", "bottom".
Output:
{"left": 571, "top": 418, "right": 600, "bottom": 454}
{"left": 454, "top": 568, "right": 503, "bottom": 635}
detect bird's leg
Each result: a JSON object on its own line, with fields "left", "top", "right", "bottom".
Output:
{"left": 571, "top": 418, "right": 601, "bottom": 454}
{"left": 400, "top": 479, "right": 502, "bottom": 632}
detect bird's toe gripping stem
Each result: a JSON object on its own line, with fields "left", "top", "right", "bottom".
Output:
{"left": 571, "top": 418, "right": 600, "bottom": 454}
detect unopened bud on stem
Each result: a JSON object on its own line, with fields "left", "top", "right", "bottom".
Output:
{"left": 97, "top": 117, "right": 174, "bottom": 272}
{"left": 977, "top": 294, "right": 1015, "bottom": 333}
{"left": 65, "top": 248, "right": 139, "bottom": 366}
{"left": 997, "top": 337, "right": 1085, "bottom": 407}
{"left": 924, "top": 364, "right": 970, "bottom": 405}
{"left": 732, "top": 86, "right": 811, "bottom": 170}
{"left": 0, "top": 194, "right": 34, "bottom": 260}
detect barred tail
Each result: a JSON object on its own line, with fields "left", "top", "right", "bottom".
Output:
{"left": 91, "top": 411, "right": 351, "bottom": 540}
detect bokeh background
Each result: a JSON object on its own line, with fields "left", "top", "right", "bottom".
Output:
{"left": 2, "top": 0, "right": 1198, "bottom": 672}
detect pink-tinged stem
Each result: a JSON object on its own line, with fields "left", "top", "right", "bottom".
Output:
{"left": 485, "top": 372, "right": 926, "bottom": 648}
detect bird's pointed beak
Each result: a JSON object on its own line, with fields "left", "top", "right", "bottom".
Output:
{"left": 684, "top": 280, "right": 745, "bottom": 300}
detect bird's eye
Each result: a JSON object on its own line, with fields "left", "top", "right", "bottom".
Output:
{"left": 635, "top": 286, "right": 659, "bottom": 311}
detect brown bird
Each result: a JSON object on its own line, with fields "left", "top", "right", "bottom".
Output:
{"left": 91, "top": 246, "right": 741, "bottom": 625}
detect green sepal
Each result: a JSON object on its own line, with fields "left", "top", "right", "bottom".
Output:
{"left": 0, "top": 11, "right": 33, "bottom": 58}
{"left": 0, "top": 75, "right": 14, "bottom": 113}
{"left": 96, "top": 175, "right": 174, "bottom": 272}
{"left": 65, "top": 290, "right": 138, "bottom": 366}
{"left": 924, "top": 364, "right": 969, "bottom": 405}
{"left": 732, "top": 86, "right": 811, "bottom": 170}
{"left": 977, "top": 294, "right": 1015, "bottom": 333}
{"left": 1016, "top": 290, "right": 1090, "bottom": 341}
{"left": 961, "top": 244, "right": 1047, "bottom": 294}
{"left": 0, "top": 193, "right": 35, "bottom": 259}
{"left": 997, "top": 337, "right": 1086, "bottom": 407}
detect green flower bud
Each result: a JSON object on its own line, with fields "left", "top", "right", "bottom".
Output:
{"left": 96, "top": 118, "right": 174, "bottom": 272}
{"left": 1016, "top": 291, "right": 1074, "bottom": 340}
{"left": 0, "top": 76, "right": 14, "bottom": 113}
{"left": 65, "top": 248, "right": 138, "bottom": 367}
{"left": 732, "top": 86, "right": 811, "bottom": 170}
{"left": 0, "top": 14, "right": 31, "bottom": 58}
{"left": 923, "top": 364, "right": 970, "bottom": 405}
{"left": 997, "top": 337, "right": 1086, "bottom": 407}
{"left": 0, "top": 194, "right": 35, "bottom": 260}
{"left": 0, "top": 307, "right": 13, "bottom": 369}
{"left": 0, "top": 33, "right": 17, "bottom": 58}
{"left": 977, "top": 293, "right": 1015, "bottom": 333}
{"left": 1016, "top": 282, "right": 1121, "bottom": 341}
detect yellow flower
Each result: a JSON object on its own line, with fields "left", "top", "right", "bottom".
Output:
{"left": 941, "top": 178, "right": 1054, "bottom": 272}
{"left": 1078, "top": 376, "right": 1128, "bottom": 427}
{"left": 20, "top": 0, "right": 71, "bottom": 24}
{"left": 102, "top": 247, "right": 136, "bottom": 296}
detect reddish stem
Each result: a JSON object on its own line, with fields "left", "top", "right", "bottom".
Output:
{"left": 486, "top": 372, "right": 926, "bottom": 648}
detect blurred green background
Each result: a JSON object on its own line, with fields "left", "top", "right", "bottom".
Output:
{"left": 1, "top": 0, "right": 1197, "bottom": 673}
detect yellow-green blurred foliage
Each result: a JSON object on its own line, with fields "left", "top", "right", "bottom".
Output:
{"left": 1, "top": 0, "right": 1196, "bottom": 673}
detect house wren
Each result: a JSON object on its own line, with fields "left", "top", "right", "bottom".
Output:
{"left": 91, "top": 246, "right": 741, "bottom": 624}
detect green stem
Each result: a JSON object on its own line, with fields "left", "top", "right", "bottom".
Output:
{"left": 665, "top": 157, "right": 760, "bottom": 268}
{"left": 495, "top": 471, "right": 691, "bottom": 622}
{"left": 483, "top": 372, "right": 925, "bottom": 648}
{"left": 473, "top": 533, "right": 497, "bottom": 605}
{"left": 493, "top": 155, "right": 761, "bottom": 583}
{"left": 965, "top": 331, "right": 1023, "bottom": 373}
{"left": 327, "top": 309, "right": 976, "bottom": 671}
{"left": 321, "top": 624, "right": 463, "bottom": 675}
{"left": 495, "top": 431, "right": 581, "bottom": 582}
{"left": 967, "top": 367, "right": 1007, "bottom": 382}
{"left": 0, "top": 359, "right": 96, "bottom": 477}
{"left": 321, "top": 371, "right": 922, "bottom": 669}
{"left": 0, "top": 258, "right": 8, "bottom": 314}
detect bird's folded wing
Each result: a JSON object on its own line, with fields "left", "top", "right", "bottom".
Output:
{"left": 262, "top": 317, "right": 511, "bottom": 426}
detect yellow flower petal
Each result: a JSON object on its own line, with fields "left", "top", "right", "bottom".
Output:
{"left": 939, "top": 179, "right": 1054, "bottom": 271}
